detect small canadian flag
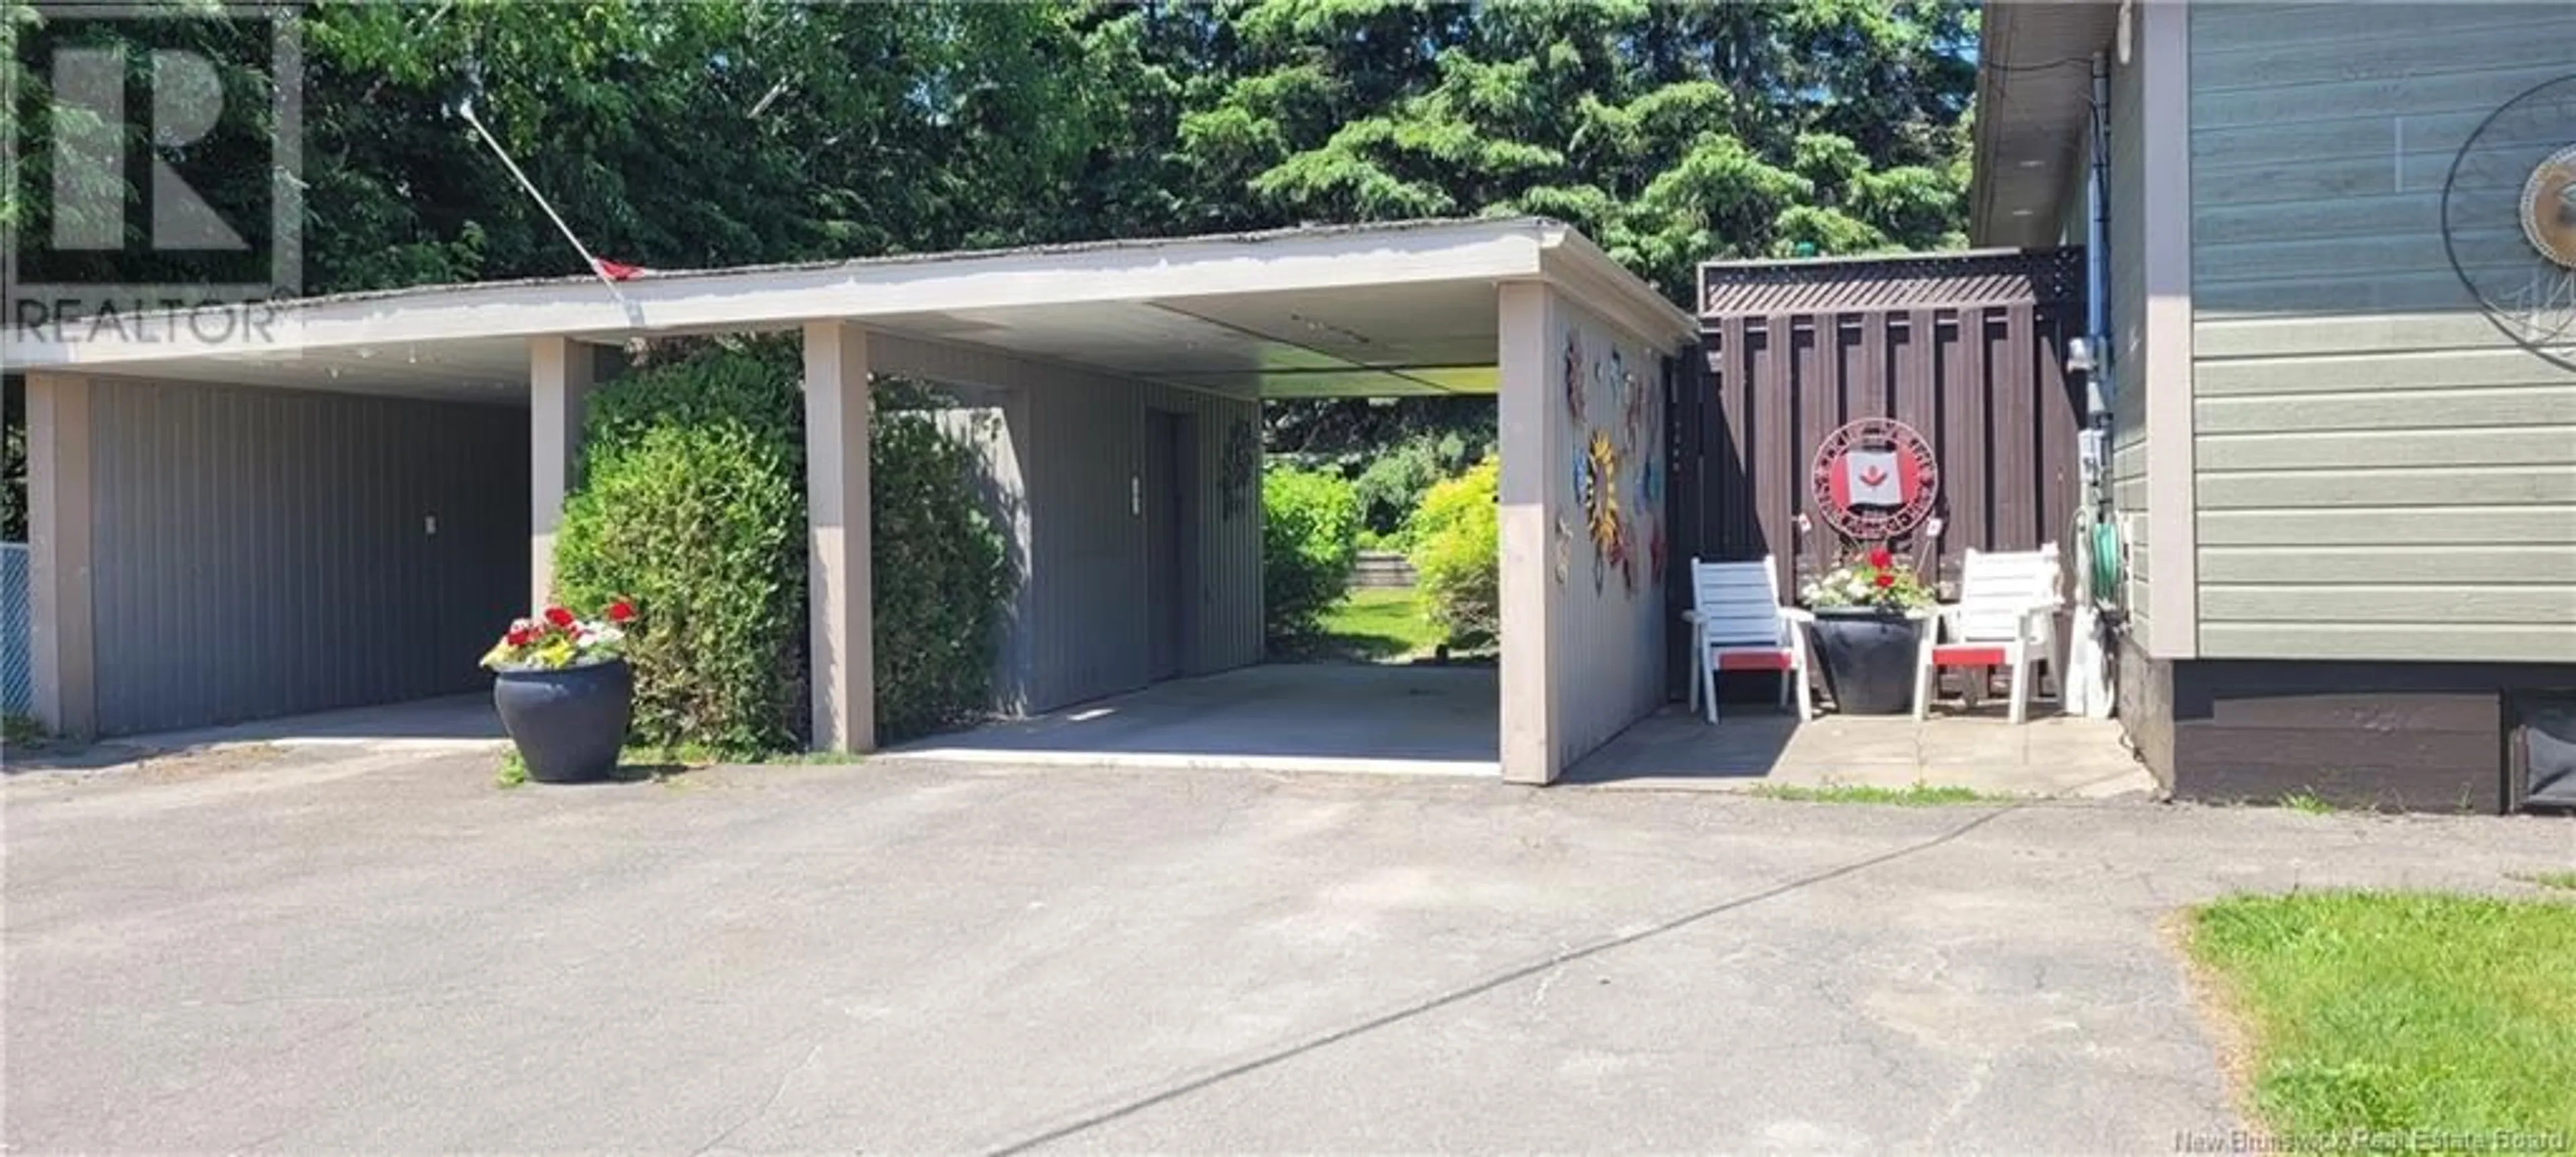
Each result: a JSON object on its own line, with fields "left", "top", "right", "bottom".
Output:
{"left": 1843, "top": 449, "right": 1902, "bottom": 506}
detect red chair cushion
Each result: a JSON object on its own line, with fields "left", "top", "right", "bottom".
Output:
{"left": 1930, "top": 645, "right": 2009, "bottom": 667}
{"left": 1714, "top": 649, "right": 1793, "bottom": 671}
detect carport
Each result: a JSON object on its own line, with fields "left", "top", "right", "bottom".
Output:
{"left": 10, "top": 217, "right": 1697, "bottom": 784}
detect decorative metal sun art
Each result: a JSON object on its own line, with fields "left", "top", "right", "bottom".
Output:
{"left": 2443, "top": 75, "right": 2576, "bottom": 372}
{"left": 1585, "top": 428, "right": 1623, "bottom": 592}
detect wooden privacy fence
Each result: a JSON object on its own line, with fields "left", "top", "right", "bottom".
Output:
{"left": 1676, "top": 249, "right": 2088, "bottom": 599}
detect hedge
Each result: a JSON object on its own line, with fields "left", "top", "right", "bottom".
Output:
{"left": 1260, "top": 465, "right": 1361, "bottom": 643}
{"left": 1406, "top": 457, "right": 1499, "bottom": 649}
{"left": 552, "top": 345, "right": 1012, "bottom": 752}
{"left": 869, "top": 404, "right": 1011, "bottom": 740}
{"left": 553, "top": 346, "right": 807, "bottom": 754}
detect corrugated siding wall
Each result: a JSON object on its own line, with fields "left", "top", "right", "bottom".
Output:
{"left": 1138, "top": 382, "right": 1265, "bottom": 683}
{"left": 2189, "top": 2, "right": 2576, "bottom": 663}
{"left": 87, "top": 378, "right": 527, "bottom": 734}
{"left": 874, "top": 333, "right": 1262, "bottom": 714}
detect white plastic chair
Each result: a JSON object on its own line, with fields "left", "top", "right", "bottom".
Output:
{"left": 1684, "top": 555, "right": 1814, "bottom": 723}
{"left": 1913, "top": 544, "right": 2063, "bottom": 724}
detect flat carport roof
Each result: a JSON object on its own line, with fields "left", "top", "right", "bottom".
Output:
{"left": 7, "top": 216, "right": 1694, "bottom": 402}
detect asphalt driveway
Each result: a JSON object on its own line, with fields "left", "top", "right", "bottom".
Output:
{"left": 5, "top": 748, "right": 2569, "bottom": 1154}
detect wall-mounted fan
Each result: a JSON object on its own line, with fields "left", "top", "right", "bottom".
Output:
{"left": 2443, "top": 74, "right": 2576, "bottom": 372}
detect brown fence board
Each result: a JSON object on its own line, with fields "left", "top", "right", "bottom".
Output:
{"left": 1996, "top": 305, "right": 2035, "bottom": 551}
{"left": 1686, "top": 249, "right": 2087, "bottom": 596}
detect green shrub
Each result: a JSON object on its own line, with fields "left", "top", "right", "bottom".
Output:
{"left": 870, "top": 408, "right": 1012, "bottom": 742}
{"left": 554, "top": 347, "right": 807, "bottom": 755}
{"left": 553, "top": 346, "right": 1014, "bottom": 753}
{"left": 1349, "top": 431, "right": 1491, "bottom": 543}
{"left": 1262, "top": 465, "right": 1361, "bottom": 642}
{"left": 1406, "top": 457, "right": 1499, "bottom": 648}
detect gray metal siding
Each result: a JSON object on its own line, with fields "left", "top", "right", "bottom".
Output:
{"left": 87, "top": 378, "right": 527, "bottom": 735}
{"left": 1140, "top": 382, "right": 1264, "bottom": 683}
{"left": 2188, "top": 3, "right": 2576, "bottom": 663}
{"left": 1024, "top": 378, "right": 1262, "bottom": 712}
{"left": 1028, "top": 380, "right": 1150, "bottom": 708}
{"left": 873, "top": 333, "right": 1262, "bottom": 714}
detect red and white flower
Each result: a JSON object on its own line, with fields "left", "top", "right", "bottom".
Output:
{"left": 480, "top": 598, "right": 638, "bottom": 671}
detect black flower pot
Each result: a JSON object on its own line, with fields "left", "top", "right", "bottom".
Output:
{"left": 492, "top": 660, "right": 633, "bottom": 783}
{"left": 1806, "top": 610, "right": 1922, "bottom": 716}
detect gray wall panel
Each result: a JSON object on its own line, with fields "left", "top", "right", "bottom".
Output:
{"left": 88, "top": 378, "right": 527, "bottom": 735}
{"left": 875, "top": 332, "right": 1263, "bottom": 715}
{"left": 1028, "top": 377, "right": 1148, "bottom": 708}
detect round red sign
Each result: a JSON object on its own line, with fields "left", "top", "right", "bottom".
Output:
{"left": 1809, "top": 418, "right": 1939, "bottom": 543}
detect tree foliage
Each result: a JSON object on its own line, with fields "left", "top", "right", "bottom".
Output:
{"left": 1348, "top": 430, "right": 1493, "bottom": 542}
{"left": 5, "top": 0, "right": 1975, "bottom": 298}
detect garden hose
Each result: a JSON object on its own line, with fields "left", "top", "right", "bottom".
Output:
{"left": 2089, "top": 519, "right": 2123, "bottom": 604}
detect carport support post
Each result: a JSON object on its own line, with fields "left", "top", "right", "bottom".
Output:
{"left": 803, "top": 322, "right": 875, "bottom": 753}
{"left": 25, "top": 372, "right": 97, "bottom": 740}
{"left": 1497, "top": 282, "right": 1561, "bottom": 785}
{"left": 527, "top": 335, "right": 600, "bottom": 611}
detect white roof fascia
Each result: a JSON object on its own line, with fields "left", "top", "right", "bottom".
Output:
{"left": 1534, "top": 223, "right": 1700, "bottom": 350}
{"left": 9, "top": 219, "right": 1553, "bottom": 369}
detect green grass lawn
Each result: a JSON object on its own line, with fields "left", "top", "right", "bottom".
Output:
{"left": 2186, "top": 892, "right": 2576, "bottom": 1148}
{"left": 1308, "top": 587, "right": 1446, "bottom": 661}
{"left": 1745, "top": 781, "right": 2016, "bottom": 806}
{"left": 2516, "top": 870, "right": 2576, "bottom": 892}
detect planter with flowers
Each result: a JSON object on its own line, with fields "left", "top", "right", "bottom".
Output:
{"left": 480, "top": 600, "right": 636, "bottom": 782}
{"left": 1799, "top": 548, "right": 1935, "bottom": 715}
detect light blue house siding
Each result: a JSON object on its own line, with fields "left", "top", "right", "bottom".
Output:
{"left": 2186, "top": 1, "right": 2576, "bottom": 663}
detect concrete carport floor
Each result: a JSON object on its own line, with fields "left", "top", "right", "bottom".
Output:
{"left": 892, "top": 664, "right": 1500, "bottom": 775}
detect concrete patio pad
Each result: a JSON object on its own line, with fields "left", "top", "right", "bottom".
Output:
{"left": 1570, "top": 706, "right": 2156, "bottom": 798}
{"left": 893, "top": 663, "right": 1499, "bottom": 775}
